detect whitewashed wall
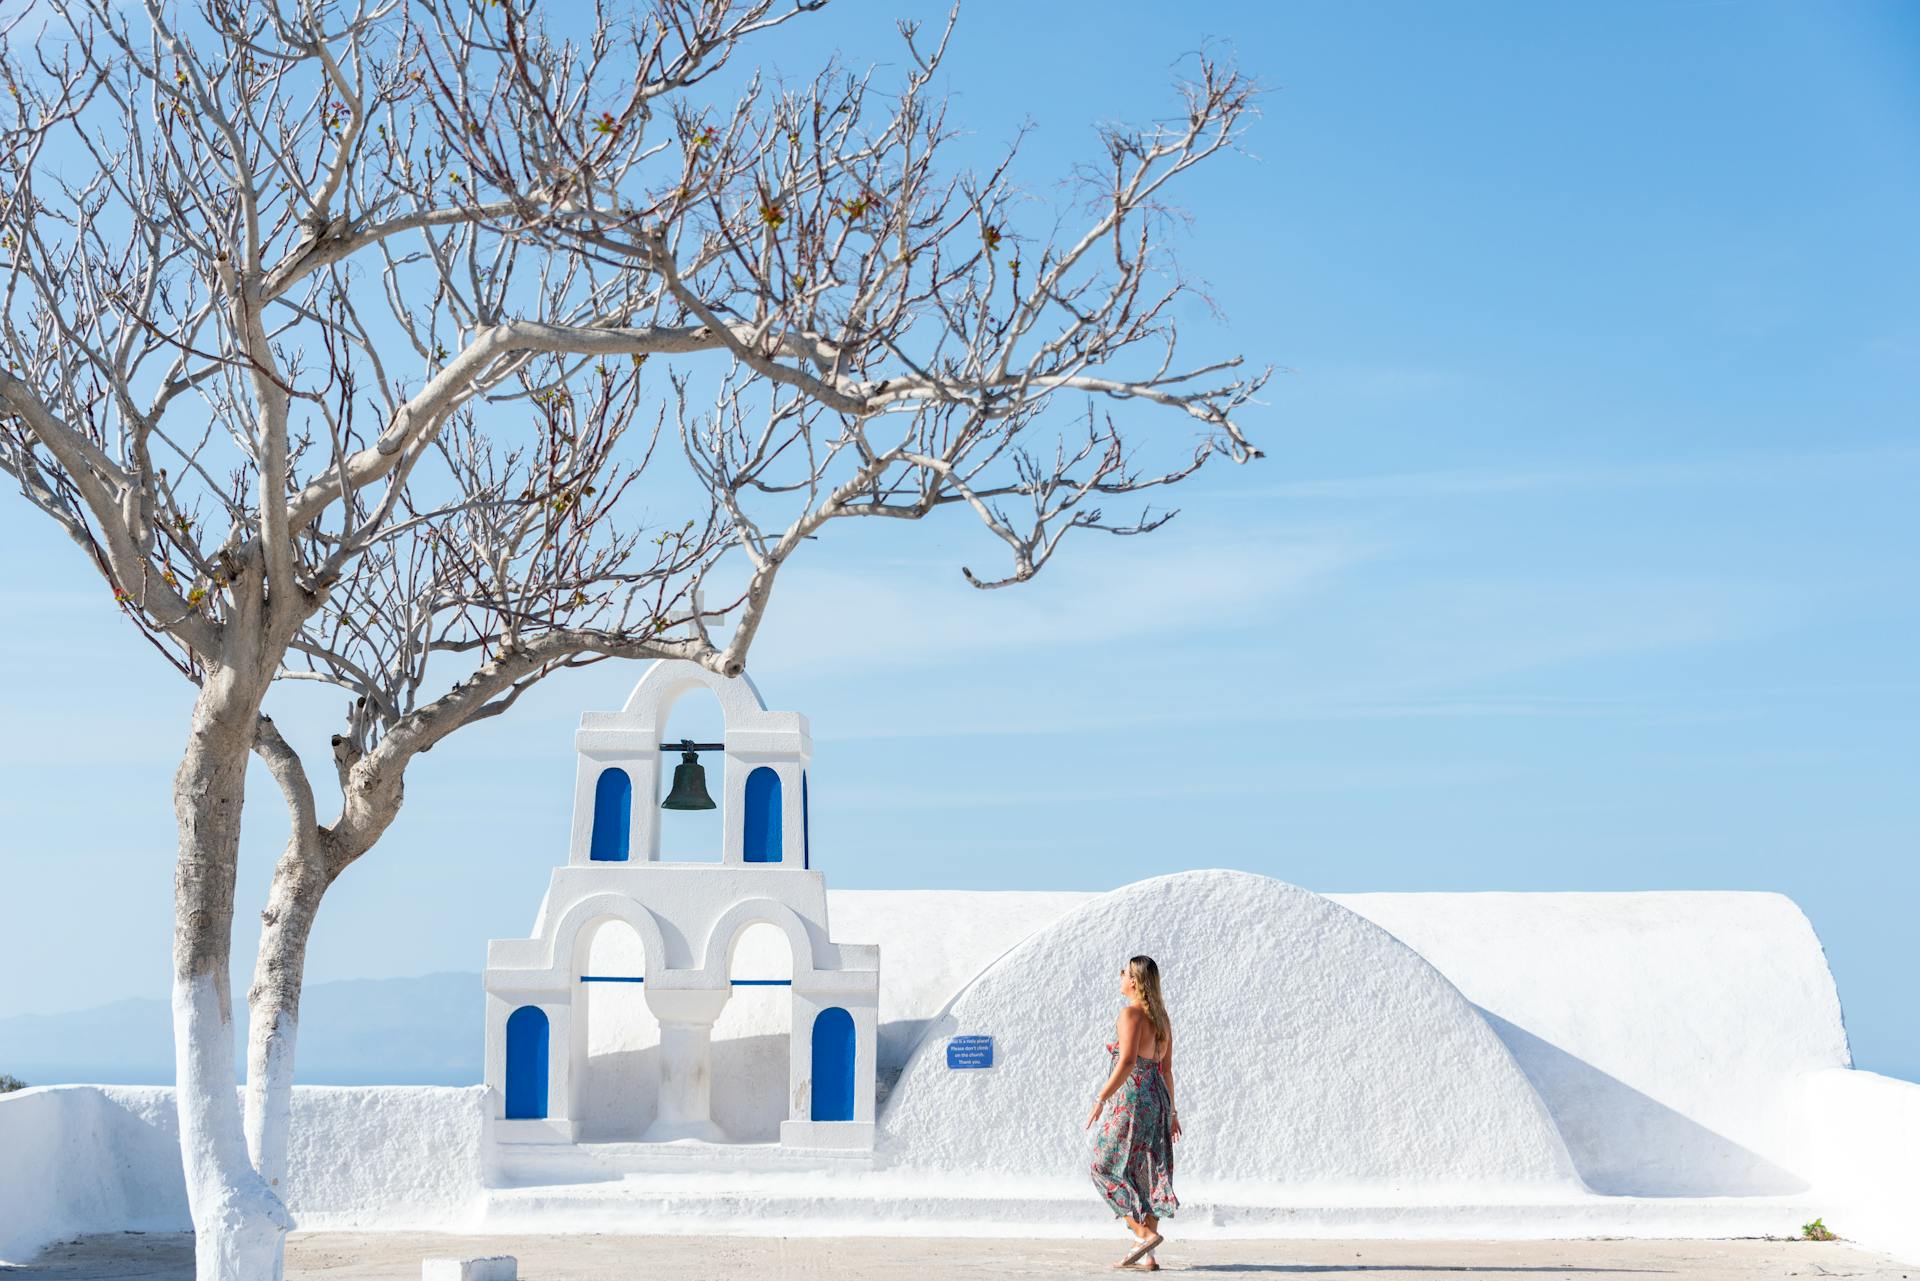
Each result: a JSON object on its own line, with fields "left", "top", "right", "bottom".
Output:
{"left": 3, "top": 874, "right": 1912, "bottom": 1266}
{"left": 0, "top": 1086, "right": 487, "bottom": 1264}
{"left": 0, "top": 1086, "right": 188, "bottom": 1261}
{"left": 826, "top": 883, "right": 1856, "bottom": 1194}
{"left": 1802, "top": 1067, "right": 1920, "bottom": 1262}
{"left": 882, "top": 871, "right": 1582, "bottom": 1191}
{"left": 1331, "top": 891, "right": 1852, "bottom": 1194}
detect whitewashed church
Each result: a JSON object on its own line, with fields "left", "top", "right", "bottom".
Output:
{"left": 481, "top": 661, "right": 880, "bottom": 1150}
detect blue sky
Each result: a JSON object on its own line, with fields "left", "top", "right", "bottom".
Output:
{"left": 1, "top": 1, "right": 1915, "bottom": 1080}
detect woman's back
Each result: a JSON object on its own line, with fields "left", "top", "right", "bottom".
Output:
{"left": 1123, "top": 1004, "right": 1166, "bottom": 1063}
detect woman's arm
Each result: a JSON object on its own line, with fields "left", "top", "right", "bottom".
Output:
{"left": 1086, "top": 1008, "right": 1142, "bottom": 1129}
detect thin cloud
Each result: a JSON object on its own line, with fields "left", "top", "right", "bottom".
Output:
{"left": 814, "top": 689, "right": 1746, "bottom": 746}
{"left": 805, "top": 568, "right": 1795, "bottom": 743}
{"left": 828, "top": 760, "right": 1527, "bottom": 813}
{"left": 747, "top": 532, "right": 1374, "bottom": 676}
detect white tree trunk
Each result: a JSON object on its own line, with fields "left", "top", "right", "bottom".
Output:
{"left": 241, "top": 996, "right": 297, "bottom": 1281}
{"left": 243, "top": 997, "right": 299, "bottom": 1202}
{"left": 245, "top": 907, "right": 318, "bottom": 1281}
{"left": 173, "top": 674, "right": 292, "bottom": 1281}
{"left": 173, "top": 974, "right": 291, "bottom": 1280}
{"left": 244, "top": 717, "right": 326, "bottom": 1209}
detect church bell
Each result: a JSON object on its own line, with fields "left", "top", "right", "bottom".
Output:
{"left": 660, "top": 748, "right": 717, "bottom": 811}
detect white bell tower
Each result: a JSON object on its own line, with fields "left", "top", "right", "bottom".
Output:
{"left": 482, "top": 661, "right": 879, "bottom": 1151}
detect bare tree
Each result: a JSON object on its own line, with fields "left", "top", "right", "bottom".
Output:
{"left": 0, "top": 1, "right": 1263, "bottom": 1275}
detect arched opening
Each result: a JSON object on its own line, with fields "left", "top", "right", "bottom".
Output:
{"left": 578, "top": 916, "right": 658, "bottom": 1139}
{"left": 711, "top": 920, "right": 796, "bottom": 1141}
{"left": 743, "top": 767, "right": 782, "bottom": 863}
{"left": 811, "top": 1006, "right": 856, "bottom": 1122}
{"left": 590, "top": 768, "right": 632, "bottom": 861}
{"left": 504, "top": 1006, "right": 549, "bottom": 1120}
{"left": 657, "top": 685, "right": 725, "bottom": 862}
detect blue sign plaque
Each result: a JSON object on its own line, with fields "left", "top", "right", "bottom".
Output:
{"left": 946, "top": 1034, "right": 994, "bottom": 1069}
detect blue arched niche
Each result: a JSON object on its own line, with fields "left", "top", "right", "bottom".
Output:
{"left": 743, "top": 766, "right": 781, "bottom": 863}
{"left": 504, "top": 1005, "right": 549, "bottom": 1120}
{"left": 810, "top": 1006, "right": 855, "bottom": 1122}
{"left": 590, "top": 767, "right": 631, "bottom": 861}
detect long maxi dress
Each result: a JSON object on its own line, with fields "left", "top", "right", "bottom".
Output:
{"left": 1090, "top": 1039, "right": 1179, "bottom": 1221}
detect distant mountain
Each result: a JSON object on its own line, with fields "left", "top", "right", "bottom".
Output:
{"left": 0, "top": 972, "right": 482, "bottom": 1087}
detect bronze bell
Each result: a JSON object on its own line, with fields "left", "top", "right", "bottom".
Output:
{"left": 660, "top": 748, "right": 716, "bottom": 810}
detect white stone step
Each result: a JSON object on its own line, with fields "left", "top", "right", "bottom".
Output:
{"left": 478, "top": 1176, "right": 1830, "bottom": 1243}
{"left": 490, "top": 1138, "right": 874, "bottom": 1187}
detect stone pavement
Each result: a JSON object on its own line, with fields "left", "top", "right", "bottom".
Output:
{"left": 2, "top": 1232, "right": 1909, "bottom": 1280}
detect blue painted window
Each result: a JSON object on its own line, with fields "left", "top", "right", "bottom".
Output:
{"left": 802, "top": 771, "right": 810, "bottom": 870}
{"left": 590, "top": 768, "right": 631, "bottom": 861}
{"left": 504, "top": 1006, "right": 549, "bottom": 1120}
{"left": 743, "top": 766, "right": 781, "bottom": 863}
{"left": 811, "top": 1006, "right": 856, "bottom": 1122}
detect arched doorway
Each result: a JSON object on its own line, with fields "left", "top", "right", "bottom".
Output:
{"left": 577, "top": 916, "right": 658, "bottom": 1140}
{"left": 710, "top": 919, "right": 796, "bottom": 1140}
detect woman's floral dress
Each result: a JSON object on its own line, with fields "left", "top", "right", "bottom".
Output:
{"left": 1090, "top": 1040, "right": 1179, "bottom": 1220}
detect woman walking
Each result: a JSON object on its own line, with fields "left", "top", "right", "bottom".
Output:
{"left": 1086, "top": 954, "right": 1181, "bottom": 1270}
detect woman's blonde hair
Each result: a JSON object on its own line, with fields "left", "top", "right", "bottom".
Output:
{"left": 1129, "top": 954, "right": 1171, "bottom": 1048}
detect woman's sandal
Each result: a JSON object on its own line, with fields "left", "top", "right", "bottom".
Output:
{"left": 1115, "top": 1232, "right": 1164, "bottom": 1268}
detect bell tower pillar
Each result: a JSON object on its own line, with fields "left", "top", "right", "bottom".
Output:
{"left": 569, "top": 716, "right": 662, "bottom": 865}
{"left": 643, "top": 985, "right": 731, "bottom": 1141}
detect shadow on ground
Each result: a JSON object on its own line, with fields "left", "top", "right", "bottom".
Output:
{"left": 1180, "top": 1267, "right": 1665, "bottom": 1275}
{"left": 0, "top": 1232, "right": 194, "bottom": 1280}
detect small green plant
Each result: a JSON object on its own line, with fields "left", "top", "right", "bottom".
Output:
{"left": 1800, "top": 1218, "right": 1837, "bottom": 1242}
{"left": 0, "top": 1073, "right": 27, "bottom": 1094}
